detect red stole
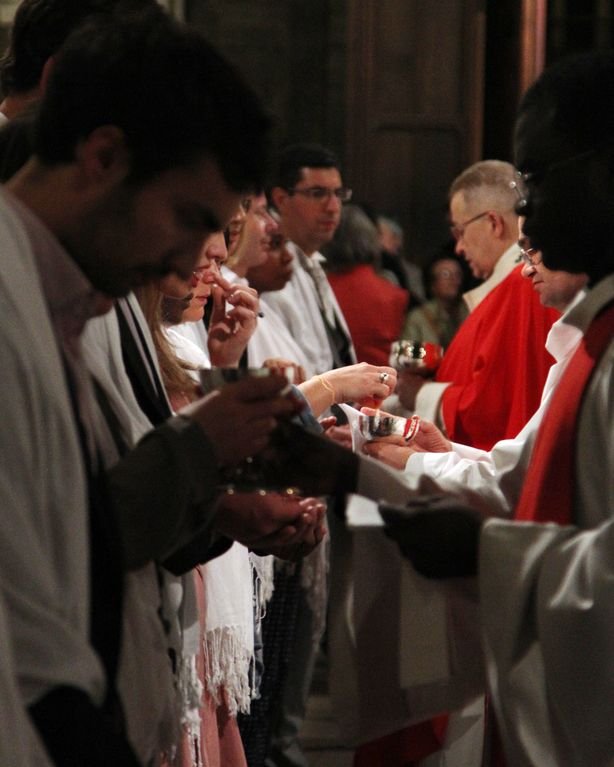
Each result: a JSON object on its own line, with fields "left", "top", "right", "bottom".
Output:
{"left": 486, "top": 301, "right": 614, "bottom": 767}
{"left": 516, "top": 300, "right": 614, "bottom": 524}
{"left": 353, "top": 714, "right": 449, "bottom": 767}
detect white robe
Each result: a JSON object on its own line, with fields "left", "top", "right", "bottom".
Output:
{"left": 0, "top": 191, "right": 104, "bottom": 760}
{"left": 82, "top": 309, "right": 179, "bottom": 764}
{"left": 480, "top": 274, "right": 614, "bottom": 767}
{"left": 260, "top": 241, "right": 356, "bottom": 375}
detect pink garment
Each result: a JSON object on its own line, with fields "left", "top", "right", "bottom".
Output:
{"left": 162, "top": 567, "right": 247, "bottom": 767}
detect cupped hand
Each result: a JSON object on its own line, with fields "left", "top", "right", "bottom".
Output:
{"left": 249, "top": 496, "right": 327, "bottom": 560}
{"left": 360, "top": 408, "right": 452, "bottom": 453}
{"left": 215, "top": 492, "right": 326, "bottom": 560}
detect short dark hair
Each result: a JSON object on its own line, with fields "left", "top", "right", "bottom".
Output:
{"left": 270, "top": 142, "right": 340, "bottom": 191}
{"left": 518, "top": 51, "right": 614, "bottom": 156}
{"left": 34, "top": 11, "right": 271, "bottom": 191}
{"left": 0, "top": 0, "right": 157, "bottom": 96}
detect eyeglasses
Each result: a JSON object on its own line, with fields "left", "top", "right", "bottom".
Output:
{"left": 450, "top": 210, "right": 491, "bottom": 241}
{"left": 286, "top": 186, "right": 352, "bottom": 203}
{"left": 510, "top": 146, "right": 603, "bottom": 213}
{"left": 518, "top": 236, "right": 542, "bottom": 266}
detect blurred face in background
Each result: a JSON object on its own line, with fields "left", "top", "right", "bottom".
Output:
{"left": 246, "top": 232, "right": 293, "bottom": 293}
{"left": 226, "top": 199, "right": 249, "bottom": 256}
{"left": 430, "top": 258, "right": 463, "bottom": 302}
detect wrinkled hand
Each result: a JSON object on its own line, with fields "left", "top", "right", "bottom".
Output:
{"left": 215, "top": 492, "right": 326, "bottom": 560}
{"left": 208, "top": 275, "right": 260, "bottom": 366}
{"left": 397, "top": 370, "right": 426, "bottom": 411}
{"left": 260, "top": 420, "right": 359, "bottom": 498}
{"left": 380, "top": 496, "right": 482, "bottom": 578}
{"left": 183, "top": 375, "right": 301, "bottom": 467}
{"left": 262, "top": 357, "right": 307, "bottom": 385}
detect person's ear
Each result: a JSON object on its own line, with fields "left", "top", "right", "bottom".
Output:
{"left": 270, "top": 185, "right": 288, "bottom": 212}
{"left": 488, "top": 210, "right": 506, "bottom": 239}
{"left": 39, "top": 56, "right": 55, "bottom": 95}
{"left": 74, "top": 125, "right": 131, "bottom": 189}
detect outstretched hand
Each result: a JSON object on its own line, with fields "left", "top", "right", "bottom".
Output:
{"left": 380, "top": 496, "right": 482, "bottom": 578}
{"left": 360, "top": 408, "right": 452, "bottom": 469}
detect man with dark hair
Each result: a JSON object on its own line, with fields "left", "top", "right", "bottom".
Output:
{"left": 0, "top": 11, "right": 305, "bottom": 766}
{"left": 266, "top": 142, "right": 356, "bottom": 375}
{"left": 261, "top": 142, "right": 357, "bottom": 767}
{"left": 0, "top": 0, "right": 157, "bottom": 121}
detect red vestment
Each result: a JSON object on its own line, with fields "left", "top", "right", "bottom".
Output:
{"left": 437, "top": 265, "right": 559, "bottom": 450}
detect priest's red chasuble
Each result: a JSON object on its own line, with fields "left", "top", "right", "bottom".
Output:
{"left": 437, "top": 266, "right": 559, "bottom": 450}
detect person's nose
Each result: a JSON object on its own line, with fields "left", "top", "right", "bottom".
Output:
{"left": 453, "top": 238, "right": 465, "bottom": 257}
{"left": 324, "top": 192, "right": 341, "bottom": 212}
{"left": 265, "top": 213, "right": 279, "bottom": 234}
{"left": 205, "top": 261, "right": 221, "bottom": 281}
{"left": 521, "top": 261, "right": 536, "bottom": 278}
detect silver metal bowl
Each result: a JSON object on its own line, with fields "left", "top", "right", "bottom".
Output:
{"left": 389, "top": 340, "right": 443, "bottom": 372}
{"left": 358, "top": 412, "right": 407, "bottom": 439}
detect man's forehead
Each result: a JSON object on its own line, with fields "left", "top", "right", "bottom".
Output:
{"left": 298, "top": 166, "right": 342, "bottom": 182}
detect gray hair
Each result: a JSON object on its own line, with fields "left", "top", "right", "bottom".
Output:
{"left": 449, "top": 159, "right": 518, "bottom": 215}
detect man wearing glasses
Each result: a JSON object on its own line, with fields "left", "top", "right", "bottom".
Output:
{"left": 266, "top": 142, "right": 356, "bottom": 377}
{"left": 398, "top": 159, "right": 558, "bottom": 451}
{"left": 257, "top": 144, "right": 356, "bottom": 767}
